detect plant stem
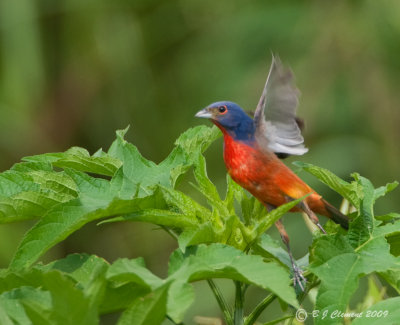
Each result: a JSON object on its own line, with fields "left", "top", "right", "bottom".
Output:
{"left": 301, "top": 212, "right": 319, "bottom": 234}
{"left": 161, "top": 225, "right": 178, "bottom": 240}
{"left": 234, "top": 281, "right": 244, "bottom": 325}
{"left": 207, "top": 279, "right": 234, "bottom": 325}
{"left": 166, "top": 315, "right": 184, "bottom": 324}
{"left": 244, "top": 293, "right": 276, "bottom": 325}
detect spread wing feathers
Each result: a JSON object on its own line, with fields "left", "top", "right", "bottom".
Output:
{"left": 254, "top": 55, "right": 308, "bottom": 156}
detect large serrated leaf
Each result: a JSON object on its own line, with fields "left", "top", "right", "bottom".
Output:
{"left": 293, "top": 161, "right": 361, "bottom": 207}
{"left": 0, "top": 287, "right": 52, "bottom": 325}
{"left": 103, "top": 209, "right": 197, "bottom": 229}
{"left": 0, "top": 268, "right": 99, "bottom": 325}
{"left": 23, "top": 147, "right": 122, "bottom": 177}
{"left": 9, "top": 173, "right": 157, "bottom": 270}
{"left": 108, "top": 125, "right": 219, "bottom": 197}
{"left": 9, "top": 126, "right": 217, "bottom": 269}
{"left": 117, "top": 284, "right": 169, "bottom": 325}
{"left": 309, "top": 221, "right": 400, "bottom": 325}
{"left": 254, "top": 197, "right": 305, "bottom": 237}
{"left": 192, "top": 153, "right": 229, "bottom": 216}
{"left": 173, "top": 125, "right": 221, "bottom": 159}
{"left": 34, "top": 253, "right": 152, "bottom": 316}
{"left": 352, "top": 297, "right": 400, "bottom": 325}
{"left": 166, "top": 243, "right": 298, "bottom": 322}
{"left": 348, "top": 176, "right": 375, "bottom": 247}
{"left": 41, "top": 253, "right": 109, "bottom": 310}
{"left": 253, "top": 234, "right": 292, "bottom": 268}
{"left": 106, "top": 258, "right": 163, "bottom": 289}
{"left": 0, "top": 169, "right": 77, "bottom": 223}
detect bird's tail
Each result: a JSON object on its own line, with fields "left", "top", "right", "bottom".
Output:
{"left": 322, "top": 199, "right": 349, "bottom": 229}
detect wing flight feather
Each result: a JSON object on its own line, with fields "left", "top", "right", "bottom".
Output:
{"left": 254, "top": 55, "right": 308, "bottom": 156}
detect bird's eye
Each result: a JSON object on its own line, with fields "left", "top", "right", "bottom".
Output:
{"left": 218, "top": 105, "right": 227, "bottom": 114}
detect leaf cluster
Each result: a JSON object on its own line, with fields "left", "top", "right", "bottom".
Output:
{"left": 0, "top": 126, "right": 398, "bottom": 324}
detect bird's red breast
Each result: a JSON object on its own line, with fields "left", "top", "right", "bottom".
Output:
{"left": 222, "top": 131, "right": 328, "bottom": 216}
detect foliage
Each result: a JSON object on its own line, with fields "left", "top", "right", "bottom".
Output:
{"left": 0, "top": 126, "right": 399, "bottom": 324}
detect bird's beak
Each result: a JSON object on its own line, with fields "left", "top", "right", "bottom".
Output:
{"left": 195, "top": 108, "right": 212, "bottom": 119}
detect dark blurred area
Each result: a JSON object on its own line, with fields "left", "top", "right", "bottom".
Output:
{"left": 1, "top": 0, "right": 399, "bottom": 323}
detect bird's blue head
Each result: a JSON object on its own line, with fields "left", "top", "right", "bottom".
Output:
{"left": 195, "top": 101, "right": 255, "bottom": 143}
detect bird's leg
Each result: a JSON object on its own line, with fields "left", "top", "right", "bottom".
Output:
{"left": 284, "top": 195, "right": 327, "bottom": 234}
{"left": 274, "top": 219, "right": 306, "bottom": 291}
{"left": 298, "top": 200, "right": 327, "bottom": 234}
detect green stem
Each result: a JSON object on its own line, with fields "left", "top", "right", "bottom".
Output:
{"left": 161, "top": 226, "right": 178, "bottom": 240}
{"left": 166, "top": 315, "right": 184, "bottom": 324}
{"left": 207, "top": 279, "right": 233, "bottom": 325}
{"left": 244, "top": 293, "right": 276, "bottom": 325}
{"left": 234, "top": 281, "right": 244, "bottom": 325}
{"left": 297, "top": 278, "right": 320, "bottom": 305}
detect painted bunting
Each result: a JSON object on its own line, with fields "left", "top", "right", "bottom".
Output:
{"left": 195, "top": 56, "right": 348, "bottom": 290}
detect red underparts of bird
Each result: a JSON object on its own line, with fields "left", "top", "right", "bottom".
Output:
{"left": 195, "top": 55, "right": 349, "bottom": 292}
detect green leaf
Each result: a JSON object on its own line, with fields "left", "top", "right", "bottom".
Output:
{"left": 0, "top": 169, "right": 77, "bottom": 223}
{"left": 106, "top": 258, "right": 163, "bottom": 289}
{"left": 100, "top": 283, "right": 150, "bottom": 314}
{"left": 9, "top": 126, "right": 218, "bottom": 269}
{"left": 177, "top": 213, "right": 249, "bottom": 251}
{"left": 20, "top": 153, "right": 64, "bottom": 165}
{"left": 253, "top": 234, "right": 292, "bottom": 268}
{"left": 162, "top": 125, "right": 221, "bottom": 185}
{"left": 36, "top": 254, "right": 149, "bottom": 315}
{"left": 173, "top": 125, "right": 221, "bottom": 160}
{"left": 224, "top": 174, "right": 243, "bottom": 214}
{"left": 261, "top": 315, "right": 293, "bottom": 325}
{"left": 108, "top": 132, "right": 168, "bottom": 197}
{"left": 356, "top": 276, "right": 386, "bottom": 312}
{"left": 166, "top": 244, "right": 298, "bottom": 322}
{"left": 103, "top": 208, "right": 197, "bottom": 229}
{"left": 10, "top": 161, "right": 53, "bottom": 173}
{"left": 0, "top": 305, "right": 13, "bottom": 325}
{"left": 117, "top": 284, "right": 169, "bottom": 325}
{"left": 158, "top": 186, "right": 211, "bottom": 222}
{"left": 0, "top": 287, "right": 52, "bottom": 325}
{"left": 42, "top": 254, "right": 108, "bottom": 286}
{"left": 292, "top": 161, "right": 361, "bottom": 207}
{"left": 177, "top": 222, "right": 218, "bottom": 250}
{"left": 28, "top": 170, "right": 78, "bottom": 197}
{"left": 41, "top": 253, "right": 109, "bottom": 310}
{"left": 387, "top": 231, "right": 400, "bottom": 257}
{"left": 192, "top": 153, "right": 228, "bottom": 216}
{"left": 347, "top": 176, "right": 375, "bottom": 247}
{"left": 375, "top": 212, "right": 400, "bottom": 223}
{"left": 240, "top": 194, "right": 266, "bottom": 225}
{"left": 224, "top": 174, "right": 266, "bottom": 225}
{"left": 253, "top": 197, "right": 305, "bottom": 237}
{"left": 43, "top": 271, "right": 99, "bottom": 325}
{"left": 348, "top": 177, "right": 399, "bottom": 248}
{"left": 9, "top": 170, "right": 155, "bottom": 270}
{"left": 373, "top": 181, "right": 398, "bottom": 201}
{"left": 108, "top": 125, "right": 219, "bottom": 197}
{"left": 309, "top": 221, "right": 400, "bottom": 324}
{"left": 352, "top": 297, "right": 400, "bottom": 325}
{"left": 0, "top": 268, "right": 99, "bottom": 325}
{"left": 24, "top": 147, "right": 122, "bottom": 177}
{"left": 378, "top": 269, "right": 400, "bottom": 294}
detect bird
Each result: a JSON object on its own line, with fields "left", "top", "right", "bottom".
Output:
{"left": 195, "top": 55, "right": 348, "bottom": 290}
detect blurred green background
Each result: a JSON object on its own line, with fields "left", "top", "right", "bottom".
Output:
{"left": 1, "top": 0, "right": 399, "bottom": 323}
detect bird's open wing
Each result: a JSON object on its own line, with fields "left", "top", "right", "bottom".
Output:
{"left": 254, "top": 55, "right": 308, "bottom": 156}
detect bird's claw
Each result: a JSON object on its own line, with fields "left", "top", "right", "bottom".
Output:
{"left": 292, "top": 265, "right": 307, "bottom": 292}
{"left": 316, "top": 222, "right": 327, "bottom": 234}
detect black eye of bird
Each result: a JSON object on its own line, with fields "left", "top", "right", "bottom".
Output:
{"left": 218, "top": 105, "right": 227, "bottom": 113}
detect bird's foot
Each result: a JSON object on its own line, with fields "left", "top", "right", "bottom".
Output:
{"left": 316, "top": 222, "right": 327, "bottom": 234}
{"left": 292, "top": 264, "right": 307, "bottom": 292}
